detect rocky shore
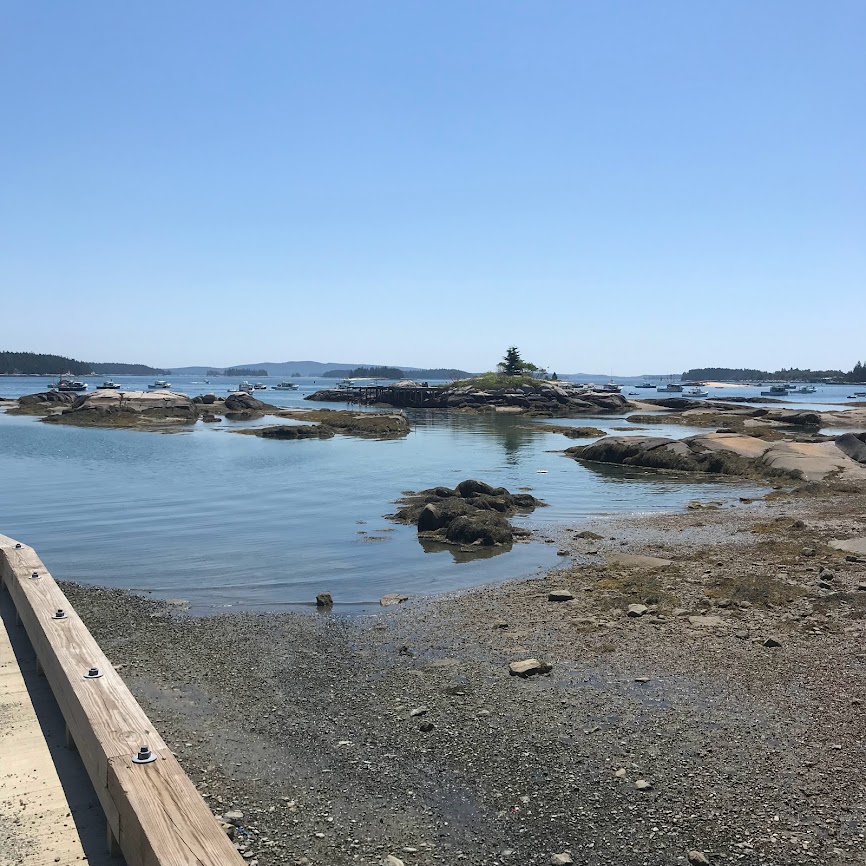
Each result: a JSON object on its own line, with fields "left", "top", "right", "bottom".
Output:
{"left": 61, "top": 482, "right": 866, "bottom": 866}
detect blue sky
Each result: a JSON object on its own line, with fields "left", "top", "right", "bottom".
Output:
{"left": 1, "top": 2, "right": 863, "bottom": 374}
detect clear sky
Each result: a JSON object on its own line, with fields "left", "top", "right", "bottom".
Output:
{"left": 2, "top": 2, "right": 863, "bottom": 374}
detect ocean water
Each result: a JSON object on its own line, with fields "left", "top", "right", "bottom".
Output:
{"left": 0, "top": 374, "right": 855, "bottom": 613}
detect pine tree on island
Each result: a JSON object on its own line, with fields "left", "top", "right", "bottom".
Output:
{"left": 497, "top": 346, "right": 545, "bottom": 378}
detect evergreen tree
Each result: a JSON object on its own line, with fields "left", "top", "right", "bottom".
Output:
{"left": 499, "top": 346, "right": 524, "bottom": 376}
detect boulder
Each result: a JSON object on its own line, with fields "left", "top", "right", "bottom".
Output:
{"left": 445, "top": 513, "right": 513, "bottom": 545}
{"left": 457, "top": 478, "right": 496, "bottom": 499}
{"left": 316, "top": 592, "right": 333, "bottom": 607}
{"left": 548, "top": 590, "right": 575, "bottom": 602}
{"left": 627, "top": 604, "right": 649, "bottom": 617}
{"left": 380, "top": 593, "right": 409, "bottom": 607}
{"left": 835, "top": 432, "right": 866, "bottom": 464}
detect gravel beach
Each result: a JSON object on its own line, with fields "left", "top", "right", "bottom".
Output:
{"left": 62, "top": 486, "right": 866, "bottom": 866}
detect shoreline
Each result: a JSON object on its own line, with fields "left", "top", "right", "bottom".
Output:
{"left": 60, "top": 483, "right": 866, "bottom": 866}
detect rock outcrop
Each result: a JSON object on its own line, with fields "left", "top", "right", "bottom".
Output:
{"left": 567, "top": 432, "right": 866, "bottom": 484}
{"left": 275, "top": 409, "right": 409, "bottom": 438}
{"left": 389, "top": 479, "right": 545, "bottom": 547}
{"left": 39, "top": 390, "right": 199, "bottom": 428}
{"left": 307, "top": 383, "right": 633, "bottom": 416}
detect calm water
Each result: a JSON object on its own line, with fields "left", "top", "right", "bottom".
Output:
{"left": 1, "top": 374, "right": 855, "bottom": 613}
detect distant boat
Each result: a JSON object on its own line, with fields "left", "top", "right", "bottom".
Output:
{"left": 147, "top": 380, "right": 171, "bottom": 390}
{"left": 797, "top": 385, "right": 817, "bottom": 393}
{"left": 235, "top": 382, "right": 255, "bottom": 393}
{"left": 96, "top": 380, "right": 121, "bottom": 390}
{"left": 54, "top": 375, "right": 88, "bottom": 392}
{"left": 686, "top": 387, "right": 708, "bottom": 397}
{"left": 760, "top": 385, "right": 790, "bottom": 396}
{"left": 337, "top": 379, "right": 353, "bottom": 388}
{"left": 272, "top": 382, "right": 299, "bottom": 390}
{"left": 597, "top": 382, "right": 622, "bottom": 393}
{"left": 657, "top": 383, "right": 684, "bottom": 393}
{"left": 635, "top": 383, "right": 657, "bottom": 389}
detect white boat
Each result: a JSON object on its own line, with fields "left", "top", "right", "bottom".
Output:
{"left": 54, "top": 375, "right": 88, "bottom": 392}
{"left": 147, "top": 380, "right": 171, "bottom": 390}
{"left": 272, "top": 381, "right": 299, "bottom": 390}
{"left": 597, "top": 382, "right": 622, "bottom": 393}
{"left": 337, "top": 379, "right": 353, "bottom": 388}
{"left": 96, "top": 380, "right": 121, "bottom": 390}
{"left": 658, "top": 383, "right": 684, "bottom": 393}
{"left": 253, "top": 383, "right": 268, "bottom": 390}
{"left": 797, "top": 385, "right": 817, "bottom": 393}
{"left": 686, "top": 387, "right": 708, "bottom": 397}
{"left": 233, "top": 382, "right": 254, "bottom": 393}
{"left": 760, "top": 385, "right": 790, "bottom": 396}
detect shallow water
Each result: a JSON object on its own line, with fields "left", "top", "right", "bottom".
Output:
{"left": 1, "top": 374, "right": 846, "bottom": 612}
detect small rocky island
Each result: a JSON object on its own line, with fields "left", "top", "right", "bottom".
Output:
{"left": 388, "top": 479, "right": 545, "bottom": 546}
{"left": 308, "top": 380, "right": 633, "bottom": 416}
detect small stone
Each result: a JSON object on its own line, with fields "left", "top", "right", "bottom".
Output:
{"left": 494, "top": 620, "right": 509, "bottom": 629}
{"left": 556, "top": 549, "right": 569, "bottom": 556}
{"left": 223, "top": 810, "right": 244, "bottom": 825}
{"left": 688, "top": 851, "right": 711, "bottom": 865}
{"left": 614, "top": 767, "right": 627, "bottom": 778}
{"left": 801, "top": 547, "right": 816, "bottom": 557}
{"left": 418, "top": 721, "right": 434, "bottom": 732}
{"left": 548, "top": 589, "right": 575, "bottom": 602}
{"left": 409, "top": 706, "right": 428, "bottom": 717}
{"left": 635, "top": 779, "right": 653, "bottom": 791}
{"left": 508, "top": 658, "right": 552, "bottom": 677}
{"left": 715, "top": 598, "right": 732, "bottom": 608}
{"left": 634, "top": 676, "right": 650, "bottom": 683}
{"left": 315, "top": 592, "right": 333, "bottom": 607}
{"left": 380, "top": 593, "right": 409, "bottom": 606}
{"left": 550, "top": 854, "right": 574, "bottom": 865}
{"left": 383, "top": 856, "right": 405, "bottom": 866}
{"left": 763, "top": 636, "right": 783, "bottom": 648}
{"left": 688, "top": 615, "right": 724, "bottom": 628}
{"left": 734, "top": 629, "right": 750, "bottom": 640}
{"left": 627, "top": 604, "right": 648, "bottom": 617}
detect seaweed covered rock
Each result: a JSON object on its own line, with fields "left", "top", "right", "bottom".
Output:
{"left": 389, "top": 479, "right": 544, "bottom": 547}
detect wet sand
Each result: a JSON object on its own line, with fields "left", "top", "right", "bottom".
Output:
{"left": 61, "top": 486, "right": 866, "bottom": 866}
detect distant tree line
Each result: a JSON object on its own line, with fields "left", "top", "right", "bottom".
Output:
{"left": 683, "top": 365, "right": 865, "bottom": 383}
{"left": 0, "top": 351, "right": 166, "bottom": 376}
{"left": 223, "top": 367, "right": 268, "bottom": 377}
{"left": 323, "top": 366, "right": 472, "bottom": 380}
{"left": 323, "top": 366, "right": 405, "bottom": 379}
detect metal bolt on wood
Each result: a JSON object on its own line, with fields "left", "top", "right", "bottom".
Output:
{"left": 31, "top": 571, "right": 40, "bottom": 580}
{"left": 132, "top": 744, "right": 157, "bottom": 764}
{"left": 51, "top": 608, "right": 67, "bottom": 620}
{"left": 83, "top": 666, "right": 103, "bottom": 679}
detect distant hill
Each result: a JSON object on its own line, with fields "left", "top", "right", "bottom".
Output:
{"left": 0, "top": 351, "right": 167, "bottom": 376}
{"left": 170, "top": 361, "right": 474, "bottom": 378}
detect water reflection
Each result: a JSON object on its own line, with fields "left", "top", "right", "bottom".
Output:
{"left": 418, "top": 536, "right": 513, "bottom": 562}
{"left": 409, "top": 410, "right": 542, "bottom": 465}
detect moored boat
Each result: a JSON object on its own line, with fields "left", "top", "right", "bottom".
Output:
{"left": 685, "top": 387, "right": 708, "bottom": 397}
{"left": 760, "top": 385, "right": 790, "bottom": 396}
{"left": 54, "top": 375, "right": 88, "bottom": 392}
{"left": 147, "top": 380, "right": 171, "bottom": 390}
{"left": 657, "top": 383, "right": 684, "bottom": 393}
{"left": 96, "top": 380, "right": 121, "bottom": 390}
{"left": 272, "top": 381, "right": 299, "bottom": 390}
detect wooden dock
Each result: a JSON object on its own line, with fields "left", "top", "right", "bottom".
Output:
{"left": 0, "top": 535, "right": 245, "bottom": 866}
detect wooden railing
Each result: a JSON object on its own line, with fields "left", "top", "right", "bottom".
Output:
{"left": 0, "top": 534, "right": 245, "bottom": 865}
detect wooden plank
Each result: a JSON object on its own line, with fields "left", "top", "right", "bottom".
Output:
{"left": 0, "top": 535, "right": 244, "bottom": 866}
